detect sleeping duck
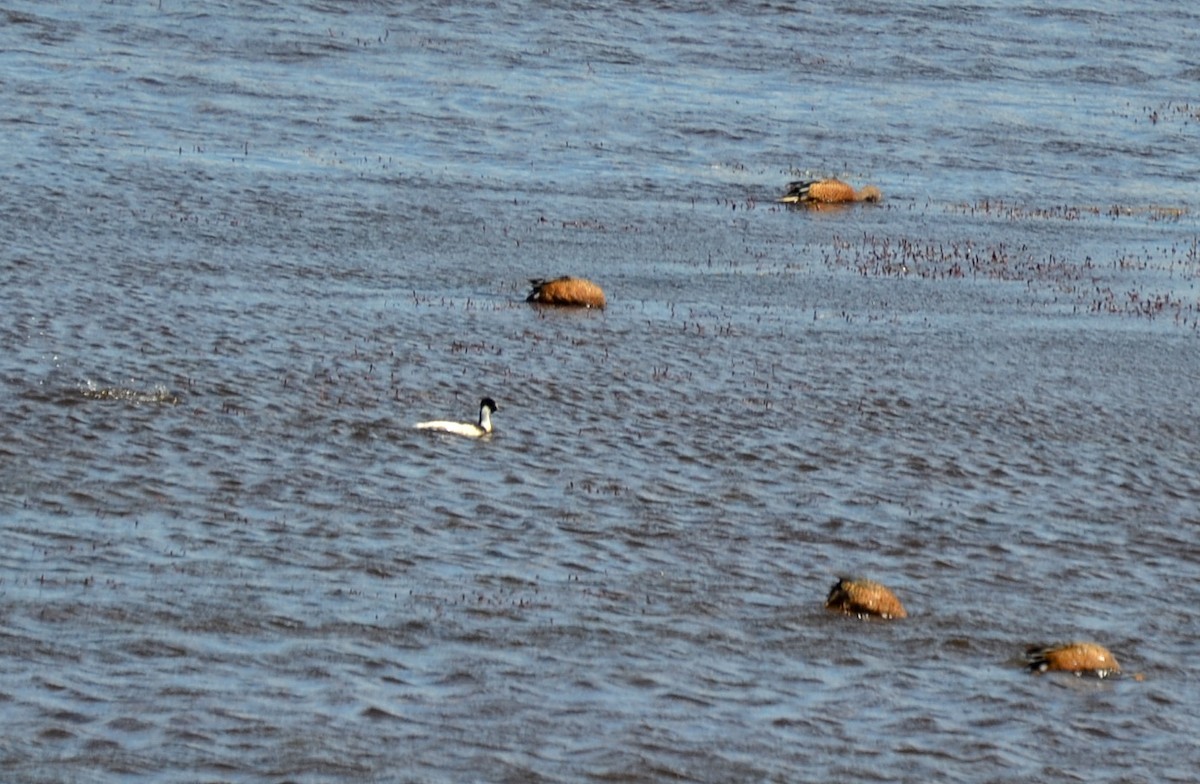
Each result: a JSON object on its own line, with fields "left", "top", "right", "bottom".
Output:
{"left": 526, "top": 276, "right": 607, "bottom": 309}
{"left": 1025, "top": 642, "right": 1121, "bottom": 678}
{"left": 778, "top": 178, "right": 882, "bottom": 205}
{"left": 824, "top": 576, "right": 907, "bottom": 619}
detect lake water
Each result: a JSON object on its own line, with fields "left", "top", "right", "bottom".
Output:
{"left": 2, "top": 1, "right": 1199, "bottom": 781}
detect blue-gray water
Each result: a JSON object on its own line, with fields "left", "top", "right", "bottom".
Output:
{"left": 2, "top": 2, "right": 1199, "bottom": 782}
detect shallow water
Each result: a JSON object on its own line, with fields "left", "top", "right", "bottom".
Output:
{"left": 2, "top": 1, "right": 1199, "bottom": 782}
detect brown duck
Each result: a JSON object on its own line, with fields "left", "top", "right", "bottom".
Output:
{"left": 526, "top": 276, "right": 607, "bottom": 309}
{"left": 778, "top": 178, "right": 882, "bottom": 205}
{"left": 1026, "top": 642, "right": 1121, "bottom": 678}
{"left": 825, "top": 577, "right": 907, "bottom": 619}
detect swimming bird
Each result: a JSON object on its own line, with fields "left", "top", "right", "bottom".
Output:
{"left": 1025, "top": 642, "right": 1121, "bottom": 678}
{"left": 414, "top": 397, "right": 498, "bottom": 438}
{"left": 526, "top": 276, "right": 607, "bottom": 309}
{"left": 778, "top": 178, "right": 882, "bottom": 205}
{"left": 825, "top": 577, "right": 908, "bottom": 619}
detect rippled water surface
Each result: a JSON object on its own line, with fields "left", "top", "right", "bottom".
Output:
{"left": 3, "top": 1, "right": 1199, "bottom": 781}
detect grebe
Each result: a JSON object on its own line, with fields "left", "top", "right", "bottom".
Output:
{"left": 1026, "top": 642, "right": 1121, "bottom": 678}
{"left": 825, "top": 577, "right": 908, "bottom": 619}
{"left": 414, "top": 397, "right": 498, "bottom": 438}
{"left": 778, "top": 178, "right": 882, "bottom": 205}
{"left": 526, "top": 276, "right": 607, "bottom": 309}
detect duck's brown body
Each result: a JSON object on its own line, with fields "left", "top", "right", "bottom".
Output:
{"left": 526, "top": 276, "right": 607, "bottom": 309}
{"left": 1026, "top": 642, "right": 1120, "bottom": 677}
{"left": 825, "top": 577, "right": 907, "bottom": 619}
{"left": 778, "top": 178, "right": 882, "bottom": 205}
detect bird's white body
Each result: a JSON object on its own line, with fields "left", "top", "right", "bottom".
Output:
{"left": 415, "top": 397, "right": 497, "bottom": 438}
